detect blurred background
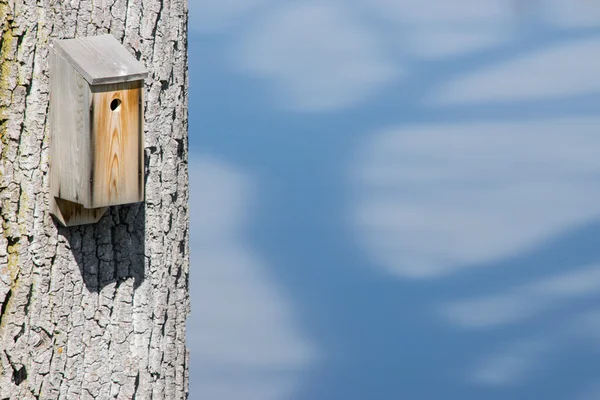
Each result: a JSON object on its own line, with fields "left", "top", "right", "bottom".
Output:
{"left": 185, "top": 1, "right": 600, "bottom": 399}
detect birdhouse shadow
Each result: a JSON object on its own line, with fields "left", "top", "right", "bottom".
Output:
{"left": 60, "top": 203, "right": 146, "bottom": 293}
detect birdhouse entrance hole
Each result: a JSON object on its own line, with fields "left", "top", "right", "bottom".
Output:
{"left": 110, "top": 98, "right": 121, "bottom": 111}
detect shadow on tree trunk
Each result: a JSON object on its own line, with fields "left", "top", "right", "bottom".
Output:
{"left": 58, "top": 202, "right": 146, "bottom": 293}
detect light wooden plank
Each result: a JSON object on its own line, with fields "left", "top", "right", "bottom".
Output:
{"left": 90, "top": 81, "right": 144, "bottom": 208}
{"left": 49, "top": 48, "right": 92, "bottom": 207}
{"left": 52, "top": 34, "right": 148, "bottom": 85}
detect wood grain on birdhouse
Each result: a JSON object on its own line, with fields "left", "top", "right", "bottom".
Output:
{"left": 90, "top": 81, "right": 144, "bottom": 208}
{"left": 50, "top": 49, "right": 93, "bottom": 208}
{"left": 52, "top": 34, "right": 149, "bottom": 85}
{"left": 50, "top": 197, "right": 108, "bottom": 227}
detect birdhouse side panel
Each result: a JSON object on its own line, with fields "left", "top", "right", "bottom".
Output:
{"left": 50, "top": 49, "right": 93, "bottom": 207}
{"left": 90, "top": 81, "right": 144, "bottom": 208}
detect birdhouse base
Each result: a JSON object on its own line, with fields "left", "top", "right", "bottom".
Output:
{"left": 50, "top": 197, "right": 108, "bottom": 227}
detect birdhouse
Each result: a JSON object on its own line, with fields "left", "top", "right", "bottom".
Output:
{"left": 49, "top": 34, "right": 148, "bottom": 227}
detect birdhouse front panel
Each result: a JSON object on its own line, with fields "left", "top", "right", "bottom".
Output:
{"left": 90, "top": 81, "right": 144, "bottom": 208}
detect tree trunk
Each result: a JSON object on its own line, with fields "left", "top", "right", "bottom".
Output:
{"left": 0, "top": 0, "right": 189, "bottom": 398}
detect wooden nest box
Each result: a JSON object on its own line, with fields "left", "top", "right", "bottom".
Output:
{"left": 49, "top": 34, "right": 148, "bottom": 227}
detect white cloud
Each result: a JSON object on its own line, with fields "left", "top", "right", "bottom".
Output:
{"left": 187, "top": 0, "right": 271, "bottom": 34}
{"left": 439, "top": 265, "right": 600, "bottom": 329}
{"left": 352, "top": 118, "right": 600, "bottom": 279}
{"left": 355, "top": 0, "right": 514, "bottom": 59}
{"left": 468, "top": 337, "right": 554, "bottom": 386}
{"left": 188, "top": 156, "right": 316, "bottom": 400}
{"left": 466, "top": 306, "right": 600, "bottom": 386}
{"left": 430, "top": 37, "right": 600, "bottom": 105}
{"left": 191, "top": 247, "right": 314, "bottom": 368}
{"left": 230, "top": 1, "right": 398, "bottom": 111}
{"left": 192, "top": 377, "right": 302, "bottom": 400}
{"left": 535, "top": 0, "right": 600, "bottom": 29}
{"left": 354, "top": 0, "right": 600, "bottom": 62}
{"left": 190, "top": 158, "right": 253, "bottom": 241}
{"left": 358, "top": 0, "right": 600, "bottom": 29}
{"left": 409, "top": 29, "right": 507, "bottom": 59}
{"left": 357, "top": 0, "right": 512, "bottom": 27}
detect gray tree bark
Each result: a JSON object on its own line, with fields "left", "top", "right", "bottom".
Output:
{"left": 0, "top": 0, "right": 190, "bottom": 399}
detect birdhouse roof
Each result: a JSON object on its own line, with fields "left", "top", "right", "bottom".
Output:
{"left": 51, "top": 34, "right": 148, "bottom": 85}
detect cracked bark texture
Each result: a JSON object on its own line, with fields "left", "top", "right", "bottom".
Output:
{"left": 0, "top": 0, "right": 190, "bottom": 399}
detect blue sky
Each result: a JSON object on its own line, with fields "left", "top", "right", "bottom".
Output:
{"left": 185, "top": 1, "right": 600, "bottom": 399}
